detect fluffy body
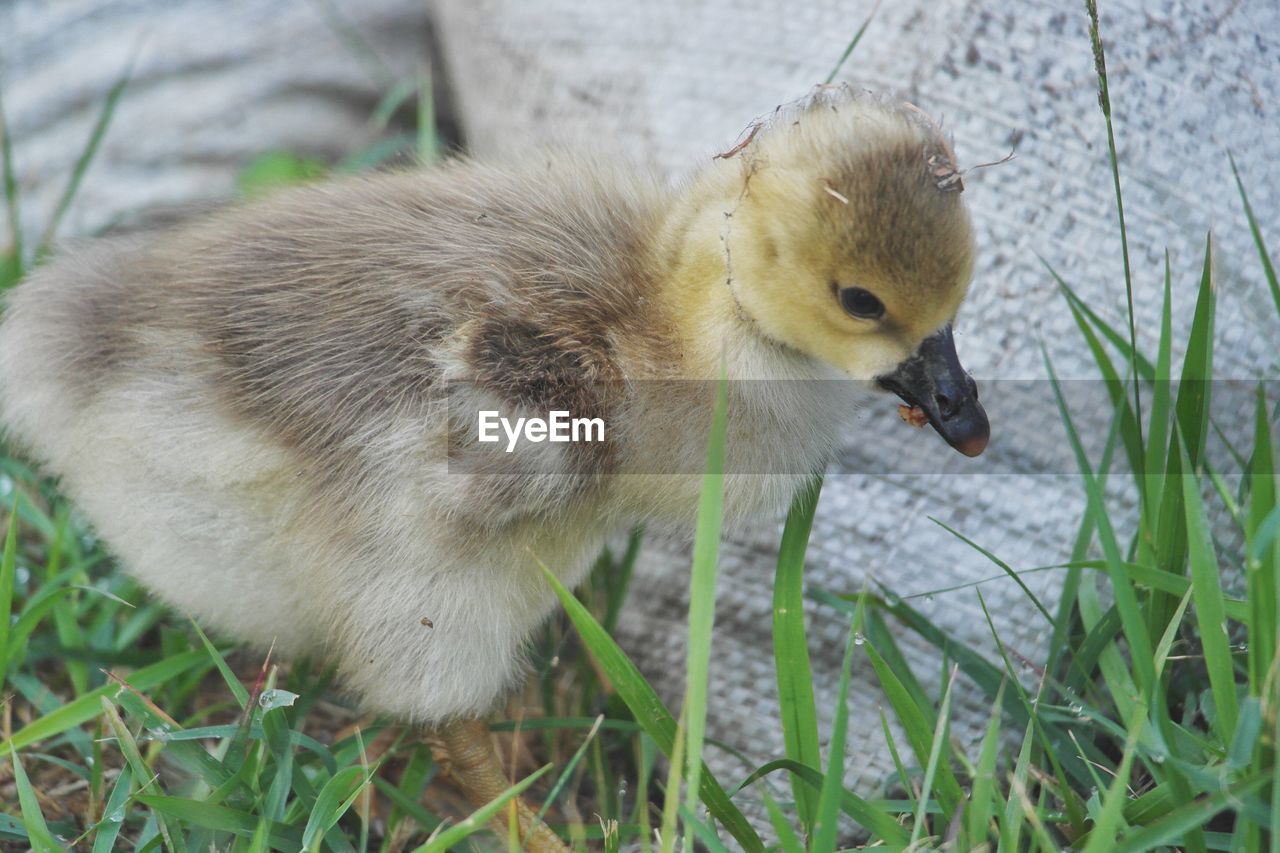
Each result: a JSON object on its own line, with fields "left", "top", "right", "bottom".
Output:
{"left": 0, "top": 88, "right": 974, "bottom": 723}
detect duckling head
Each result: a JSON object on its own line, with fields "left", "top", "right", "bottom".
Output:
{"left": 715, "top": 87, "right": 990, "bottom": 456}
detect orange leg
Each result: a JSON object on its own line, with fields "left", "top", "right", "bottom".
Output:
{"left": 434, "top": 718, "right": 568, "bottom": 853}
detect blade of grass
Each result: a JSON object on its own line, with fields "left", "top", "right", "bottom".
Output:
{"left": 9, "top": 745, "right": 60, "bottom": 851}
{"left": 816, "top": 585, "right": 1104, "bottom": 794}
{"left": 1246, "top": 385, "right": 1277, "bottom": 690}
{"left": 1180, "top": 433, "right": 1239, "bottom": 743}
{"left": 417, "top": 764, "right": 552, "bottom": 853}
{"left": 771, "top": 475, "right": 823, "bottom": 831}
{"left": 532, "top": 714, "right": 605, "bottom": 831}
{"left": 1173, "top": 235, "right": 1216, "bottom": 470}
{"left": 1, "top": 649, "right": 209, "bottom": 750}
{"left": 1045, "top": 350, "right": 1155, "bottom": 694}
{"left": 36, "top": 66, "right": 132, "bottom": 259}
{"left": 1143, "top": 585, "right": 1209, "bottom": 853}
{"left": 811, "top": 609, "right": 861, "bottom": 852}
{"left": 132, "top": 813, "right": 159, "bottom": 850}
{"left": 248, "top": 820, "right": 270, "bottom": 853}
{"left": 372, "top": 775, "right": 453, "bottom": 844}
{"left": 1045, "top": 299, "right": 1128, "bottom": 710}
{"left": 603, "top": 525, "right": 644, "bottom": 634}
{"left": 862, "top": 605, "right": 933, "bottom": 721}
{"left": 1273, "top": 679, "right": 1280, "bottom": 846}
{"left": 1227, "top": 697, "right": 1262, "bottom": 771}
{"left": 190, "top": 620, "right": 249, "bottom": 708}
{"left": 760, "top": 788, "right": 804, "bottom": 853}
{"left": 416, "top": 72, "right": 438, "bottom": 163}
{"left": 539, "top": 563, "right": 763, "bottom": 852}
{"left": 974, "top": 590, "right": 1088, "bottom": 835}
{"left": 1142, "top": 253, "right": 1174, "bottom": 522}
{"left": 334, "top": 131, "right": 416, "bottom": 173}
{"left": 99, "top": 698, "right": 156, "bottom": 792}
{"left": 133, "top": 796, "right": 303, "bottom": 848}
{"left": 1153, "top": 588, "right": 1194, "bottom": 680}
{"left": 929, "top": 518, "right": 1053, "bottom": 624}
{"left": 90, "top": 766, "right": 132, "bottom": 853}
{"left": 311, "top": 0, "right": 395, "bottom": 87}
{"left": 1117, "top": 773, "right": 1268, "bottom": 850}
{"left": 862, "top": 638, "right": 964, "bottom": 812}
{"left": 904, "top": 557, "right": 1239, "bottom": 623}
{"left": 999, "top": 719, "right": 1037, "bottom": 851}
{"left": 1229, "top": 152, "right": 1280, "bottom": 318}
{"left": 1080, "top": 701, "right": 1147, "bottom": 853}
{"left": 1059, "top": 284, "right": 1147, "bottom": 500}
{"left": 660, "top": 709, "right": 686, "bottom": 853}
{"left": 1009, "top": 772, "right": 1058, "bottom": 852}
{"left": 1150, "top": 238, "right": 1217, "bottom": 635}
{"left": 822, "top": 0, "right": 880, "bottom": 84}
{"left": 100, "top": 697, "right": 177, "bottom": 851}
{"left": 966, "top": 681, "right": 1006, "bottom": 848}
{"left": 0, "top": 500, "right": 18, "bottom": 674}
{"left": 237, "top": 152, "right": 327, "bottom": 196}
{"left": 1084, "top": 0, "right": 1143, "bottom": 458}
{"left": 879, "top": 707, "right": 914, "bottom": 806}
{"left": 683, "top": 373, "right": 728, "bottom": 825}
{"left": 301, "top": 765, "right": 368, "bottom": 851}
{"left": 1051, "top": 265, "right": 1155, "bottom": 381}
{"left": 370, "top": 78, "right": 418, "bottom": 131}
{"left": 730, "top": 758, "right": 909, "bottom": 844}
{"left": 909, "top": 665, "right": 958, "bottom": 848}
{"left": 112, "top": 686, "right": 233, "bottom": 791}
{"left": 633, "top": 735, "right": 656, "bottom": 853}
{"left": 675, "top": 807, "right": 730, "bottom": 853}
{"left": 261, "top": 702, "right": 298, "bottom": 821}
{"left": 0, "top": 813, "right": 31, "bottom": 844}
{"left": 0, "top": 89, "right": 21, "bottom": 283}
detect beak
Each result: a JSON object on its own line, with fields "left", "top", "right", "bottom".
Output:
{"left": 876, "top": 324, "right": 990, "bottom": 457}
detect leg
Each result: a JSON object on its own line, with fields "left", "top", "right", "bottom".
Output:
{"left": 433, "top": 718, "right": 568, "bottom": 853}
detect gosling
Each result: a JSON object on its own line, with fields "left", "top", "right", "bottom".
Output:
{"left": 0, "top": 86, "right": 989, "bottom": 849}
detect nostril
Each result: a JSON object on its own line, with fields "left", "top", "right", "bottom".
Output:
{"left": 935, "top": 392, "right": 959, "bottom": 420}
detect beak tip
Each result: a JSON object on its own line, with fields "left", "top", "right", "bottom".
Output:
{"left": 946, "top": 406, "right": 990, "bottom": 457}
{"left": 947, "top": 403, "right": 991, "bottom": 457}
{"left": 955, "top": 431, "right": 990, "bottom": 457}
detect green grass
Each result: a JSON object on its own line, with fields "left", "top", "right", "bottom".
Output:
{"left": 2, "top": 3, "right": 1280, "bottom": 850}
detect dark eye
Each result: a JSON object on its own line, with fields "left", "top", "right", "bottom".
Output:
{"left": 837, "top": 286, "right": 884, "bottom": 320}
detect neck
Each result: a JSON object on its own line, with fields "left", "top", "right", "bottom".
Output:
{"left": 653, "top": 165, "right": 800, "bottom": 380}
